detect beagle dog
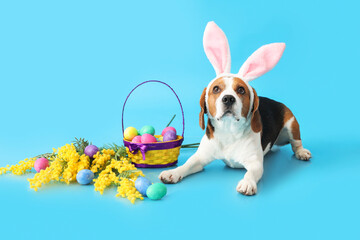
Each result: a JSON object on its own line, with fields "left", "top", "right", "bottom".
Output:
{"left": 159, "top": 21, "right": 311, "bottom": 195}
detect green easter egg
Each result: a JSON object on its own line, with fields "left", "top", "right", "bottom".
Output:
{"left": 146, "top": 183, "right": 167, "bottom": 200}
{"left": 139, "top": 125, "right": 155, "bottom": 136}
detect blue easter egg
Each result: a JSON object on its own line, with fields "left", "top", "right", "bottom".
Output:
{"left": 135, "top": 177, "right": 152, "bottom": 196}
{"left": 76, "top": 169, "right": 94, "bottom": 185}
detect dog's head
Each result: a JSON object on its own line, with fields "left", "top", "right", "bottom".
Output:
{"left": 199, "top": 21, "right": 286, "bottom": 133}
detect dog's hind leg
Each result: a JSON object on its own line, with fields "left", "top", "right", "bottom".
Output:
{"left": 275, "top": 108, "right": 311, "bottom": 161}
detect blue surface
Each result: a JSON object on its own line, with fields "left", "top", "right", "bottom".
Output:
{"left": 1, "top": 0, "right": 359, "bottom": 239}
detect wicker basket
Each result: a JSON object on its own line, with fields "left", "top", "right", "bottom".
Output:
{"left": 122, "top": 80, "right": 185, "bottom": 168}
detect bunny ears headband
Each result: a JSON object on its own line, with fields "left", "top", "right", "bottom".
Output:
{"left": 203, "top": 21, "right": 286, "bottom": 82}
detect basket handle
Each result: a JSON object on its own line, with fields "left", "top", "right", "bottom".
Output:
{"left": 122, "top": 80, "right": 185, "bottom": 137}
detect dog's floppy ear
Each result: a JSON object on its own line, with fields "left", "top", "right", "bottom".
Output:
{"left": 199, "top": 87, "right": 207, "bottom": 130}
{"left": 251, "top": 88, "right": 262, "bottom": 133}
{"left": 238, "top": 43, "right": 285, "bottom": 82}
{"left": 203, "top": 21, "right": 231, "bottom": 76}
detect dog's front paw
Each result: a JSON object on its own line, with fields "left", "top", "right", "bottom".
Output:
{"left": 295, "top": 148, "right": 311, "bottom": 161}
{"left": 159, "top": 169, "right": 183, "bottom": 184}
{"left": 236, "top": 179, "right": 257, "bottom": 196}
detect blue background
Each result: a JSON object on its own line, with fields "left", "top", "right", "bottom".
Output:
{"left": 1, "top": 0, "right": 359, "bottom": 239}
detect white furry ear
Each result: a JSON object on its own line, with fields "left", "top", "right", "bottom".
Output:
{"left": 203, "top": 21, "right": 231, "bottom": 76}
{"left": 238, "top": 43, "right": 286, "bottom": 82}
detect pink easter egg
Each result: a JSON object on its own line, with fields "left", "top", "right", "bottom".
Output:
{"left": 162, "top": 126, "right": 177, "bottom": 136}
{"left": 132, "top": 136, "right": 142, "bottom": 143}
{"left": 34, "top": 158, "right": 49, "bottom": 172}
{"left": 141, "top": 134, "right": 157, "bottom": 143}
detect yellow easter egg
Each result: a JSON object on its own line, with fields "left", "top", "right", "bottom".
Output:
{"left": 124, "top": 127, "right": 138, "bottom": 141}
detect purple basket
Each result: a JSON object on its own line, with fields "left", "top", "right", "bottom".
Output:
{"left": 122, "top": 80, "right": 185, "bottom": 168}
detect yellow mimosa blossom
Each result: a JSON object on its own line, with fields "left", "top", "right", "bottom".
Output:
{"left": 93, "top": 163, "right": 119, "bottom": 195}
{"left": 94, "top": 157, "right": 144, "bottom": 203}
{"left": 0, "top": 158, "right": 36, "bottom": 175}
{"left": 0, "top": 165, "right": 9, "bottom": 175}
{"left": 77, "top": 154, "right": 90, "bottom": 172}
{"left": 116, "top": 178, "right": 144, "bottom": 204}
{"left": 90, "top": 149, "right": 115, "bottom": 173}
{"left": 28, "top": 144, "right": 78, "bottom": 189}
{"left": 28, "top": 158, "right": 63, "bottom": 191}
{"left": 2, "top": 140, "right": 147, "bottom": 204}
{"left": 60, "top": 145, "right": 81, "bottom": 184}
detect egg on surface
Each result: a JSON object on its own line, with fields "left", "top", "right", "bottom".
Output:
{"left": 146, "top": 183, "right": 167, "bottom": 200}
{"left": 135, "top": 177, "right": 152, "bottom": 196}
{"left": 76, "top": 169, "right": 94, "bottom": 185}
{"left": 84, "top": 145, "right": 99, "bottom": 158}
{"left": 34, "top": 158, "right": 49, "bottom": 172}
{"left": 139, "top": 125, "right": 155, "bottom": 136}
{"left": 124, "top": 127, "right": 138, "bottom": 141}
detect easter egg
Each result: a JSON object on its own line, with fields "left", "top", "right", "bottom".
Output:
{"left": 135, "top": 177, "right": 152, "bottom": 196}
{"left": 124, "top": 127, "right": 138, "bottom": 141}
{"left": 34, "top": 158, "right": 49, "bottom": 172}
{"left": 141, "top": 134, "right": 157, "bottom": 143}
{"left": 132, "top": 136, "right": 142, "bottom": 143}
{"left": 157, "top": 136, "right": 163, "bottom": 142}
{"left": 76, "top": 169, "right": 94, "bottom": 185}
{"left": 139, "top": 125, "right": 155, "bottom": 136}
{"left": 146, "top": 183, "right": 167, "bottom": 200}
{"left": 163, "top": 130, "right": 177, "bottom": 142}
{"left": 162, "top": 126, "right": 177, "bottom": 136}
{"left": 84, "top": 145, "right": 99, "bottom": 158}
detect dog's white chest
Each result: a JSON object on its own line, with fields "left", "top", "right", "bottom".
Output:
{"left": 212, "top": 130, "right": 259, "bottom": 169}
{"left": 219, "top": 141, "right": 252, "bottom": 168}
{"left": 222, "top": 158, "right": 245, "bottom": 168}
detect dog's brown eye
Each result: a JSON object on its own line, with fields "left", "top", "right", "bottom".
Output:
{"left": 237, "top": 87, "right": 245, "bottom": 95}
{"left": 213, "top": 86, "right": 220, "bottom": 93}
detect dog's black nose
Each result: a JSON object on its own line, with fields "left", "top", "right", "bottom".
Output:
{"left": 222, "top": 95, "right": 235, "bottom": 107}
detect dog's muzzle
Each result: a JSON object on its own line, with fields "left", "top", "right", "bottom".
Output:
{"left": 222, "top": 95, "right": 235, "bottom": 107}
{"left": 219, "top": 95, "right": 240, "bottom": 121}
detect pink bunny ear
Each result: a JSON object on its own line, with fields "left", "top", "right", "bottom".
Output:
{"left": 203, "top": 21, "right": 231, "bottom": 76}
{"left": 238, "top": 43, "right": 286, "bottom": 82}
